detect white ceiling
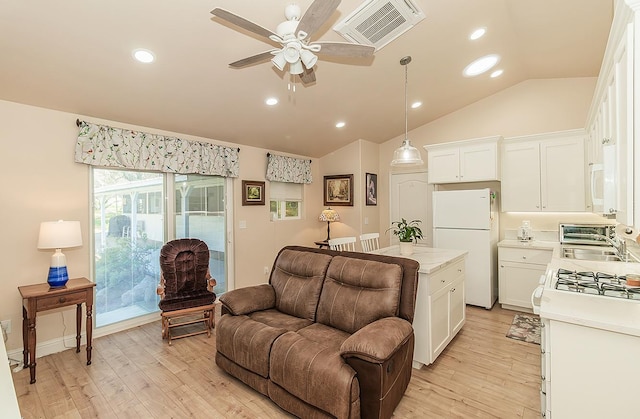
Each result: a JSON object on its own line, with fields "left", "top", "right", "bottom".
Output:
{"left": 0, "top": 0, "right": 612, "bottom": 158}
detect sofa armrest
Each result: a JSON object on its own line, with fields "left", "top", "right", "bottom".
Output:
{"left": 218, "top": 284, "right": 276, "bottom": 315}
{"left": 340, "top": 317, "right": 413, "bottom": 363}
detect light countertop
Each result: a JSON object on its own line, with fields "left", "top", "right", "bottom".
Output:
{"left": 372, "top": 245, "right": 467, "bottom": 274}
{"left": 498, "top": 239, "right": 559, "bottom": 251}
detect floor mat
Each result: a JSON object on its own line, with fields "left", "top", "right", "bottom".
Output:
{"left": 505, "top": 313, "right": 540, "bottom": 345}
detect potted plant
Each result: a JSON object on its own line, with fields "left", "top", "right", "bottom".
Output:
{"left": 388, "top": 218, "right": 424, "bottom": 255}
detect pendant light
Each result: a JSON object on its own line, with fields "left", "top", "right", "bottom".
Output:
{"left": 391, "top": 56, "right": 424, "bottom": 166}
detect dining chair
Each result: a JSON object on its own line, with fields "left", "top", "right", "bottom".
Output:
{"left": 328, "top": 236, "right": 357, "bottom": 251}
{"left": 359, "top": 232, "right": 380, "bottom": 252}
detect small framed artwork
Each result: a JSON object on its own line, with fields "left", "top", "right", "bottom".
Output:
{"left": 324, "top": 174, "right": 354, "bottom": 206}
{"left": 242, "top": 180, "right": 265, "bottom": 205}
{"left": 365, "top": 173, "right": 377, "bottom": 206}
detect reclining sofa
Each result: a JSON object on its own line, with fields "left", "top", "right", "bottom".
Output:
{"left": 215, "top": 246, "right": 420, "bottom": 418}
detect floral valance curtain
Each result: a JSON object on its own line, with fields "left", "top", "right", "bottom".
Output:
{"left": 265, "top": 153, "right": 312, "bottom": 184}
{"left": 74, "top": 121, "right": 239, "bottom": 177}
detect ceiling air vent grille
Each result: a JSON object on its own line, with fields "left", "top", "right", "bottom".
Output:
{"left": 334, "top": 0, "right": 425, "bottom": 50}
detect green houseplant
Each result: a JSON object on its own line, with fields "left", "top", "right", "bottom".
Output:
{"left": 388, "top": 218, "right": 423, "bottom": 255}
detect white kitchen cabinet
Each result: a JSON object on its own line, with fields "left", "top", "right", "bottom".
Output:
{"left": 412, "top": 257, "right": 466, "bottom": 368}
{"left": 425, "top": 136, "right": 501, "bottom": 184}
{"left": 586, "top": 2, "right": 635, "bottom": 226}
{"left": 498, "top": 245, "right": 552, "bottom": 312}
{"left": 501, "top": 130, "right": 586, "bottom": 212}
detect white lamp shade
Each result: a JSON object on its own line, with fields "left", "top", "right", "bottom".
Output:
{"left": 391, "top": 139, "right": 424, "bottom": 166}
{"left": 300, "top": 49, "right": 318, "bottom": 69}
{"left": 271, "top": 51, "right": 287, "bottom": 71}
{"left": 38, "top": 220, "right": 82, "bottom": 249}
{"left": 289, "top": 59, "right": 303, "bottom": 75}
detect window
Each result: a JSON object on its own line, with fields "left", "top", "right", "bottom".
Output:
{"left": 270, "top": 182, "right": 303, "bottom": 220}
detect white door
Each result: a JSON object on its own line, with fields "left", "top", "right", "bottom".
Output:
{"left": 390, "top": 172, "right": 432, "bottom": 247}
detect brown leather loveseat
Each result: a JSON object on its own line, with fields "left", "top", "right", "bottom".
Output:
{"left": 215, "top": 246, "right": 419, "bottom": 418}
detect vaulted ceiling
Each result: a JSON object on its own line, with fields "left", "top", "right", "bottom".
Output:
{"left": 0, "top": 0, "right": 613, "bottom": 157}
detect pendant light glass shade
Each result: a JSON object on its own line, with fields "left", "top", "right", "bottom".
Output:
{"left": 391, "top": 56, "right": 424, "bottom": 166}
{"left": 391, "top": 139, "right": 423, "bottom": 165}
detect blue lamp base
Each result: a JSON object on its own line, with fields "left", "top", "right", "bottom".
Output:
{"left": 47, "top": 266, "right": 69, "bottom": 288}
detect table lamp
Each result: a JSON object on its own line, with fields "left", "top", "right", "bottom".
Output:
{"left": 37, "top": 220, "right": 83, "bottom": 288}
{"left": 318, "top": 207, "right": 340, "bottom": 241}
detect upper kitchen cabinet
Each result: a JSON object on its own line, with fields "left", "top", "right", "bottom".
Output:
{"left": 424, "top": 136, "right": 501, "bottom": 184}
{"left": 586, "top": 0, "right": 635, "bottom": 226}
{"left": 501, "top": 130, "right": 586, "bottom": 212}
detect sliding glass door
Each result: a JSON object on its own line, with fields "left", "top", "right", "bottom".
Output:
{"left": 93, "top": 169, "right": 228, "bottom": 327}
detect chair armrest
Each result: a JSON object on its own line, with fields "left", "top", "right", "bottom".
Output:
{"left": 340, "top": 317, "right": 413, "bottom": 363}
{"left": 206, "top": 269, "right": 217, "bottom": 292}
{"left": 157, "top": 274, "right": 166, "bottom": 298}
{"left": 219, "top": 284, "right": 276, "bottom": 315}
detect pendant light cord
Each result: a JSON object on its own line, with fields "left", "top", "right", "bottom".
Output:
{"left": 400, "top": 56, "right": 412, "bottom": 142}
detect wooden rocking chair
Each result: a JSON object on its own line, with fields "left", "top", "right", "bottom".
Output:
{"left": 156, "top": 238, "right": 216, "bottom": 344}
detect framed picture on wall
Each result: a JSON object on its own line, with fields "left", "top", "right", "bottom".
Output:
{"left": 324, "top": 174, "right": 354, "bottom": 206}
{"left": 365, "top": 173, "right": 377, "bottom": 206}
{"left": 242, "top": 180, "right": 265, "bottom": 205}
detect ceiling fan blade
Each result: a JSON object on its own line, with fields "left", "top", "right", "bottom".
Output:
{"left": 313, "top": 42, "right": 375, "bottom": 57}
{"left": 229, "top": 51, "right": 275, "bottom": 68}
{"left": 211, "top": 8, "right": 278, "bottom": 41}
{"left": 297, "top": 0, "right": 341, "bottom": 39}
{"left": 300, "top": 67, "right": 316, "bottom": 84}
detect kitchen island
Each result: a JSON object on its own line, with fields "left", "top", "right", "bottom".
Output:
{"left": 372, "top": 245, "right": 467, "bottom": 368}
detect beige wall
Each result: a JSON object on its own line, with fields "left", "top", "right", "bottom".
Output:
{"left": 377, "top": 77, "right": 606, "bottom": 244}
{"left": 0, "top": 99, "right": 323, "bottom": 353}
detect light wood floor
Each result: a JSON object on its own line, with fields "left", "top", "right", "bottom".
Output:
{"left": 12, "top": 304, "right": 541, "bottom": 418}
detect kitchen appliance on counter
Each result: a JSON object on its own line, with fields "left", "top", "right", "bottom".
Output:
{"left": 432, "top": 188, "right": 498, "bottom": 309}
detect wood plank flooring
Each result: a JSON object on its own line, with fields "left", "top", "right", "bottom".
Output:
{"left": 12, "top": 304, "right": 541, "bottom": 418}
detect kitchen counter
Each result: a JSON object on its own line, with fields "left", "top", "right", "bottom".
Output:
{"left": 497, "top": 239, "right": 559, "bottom": 252}
{"left": 372, "top": 245, "right": 467, "bottom": 274}
{"left": 0, "top": 334, "right": 21, "bottom": 418}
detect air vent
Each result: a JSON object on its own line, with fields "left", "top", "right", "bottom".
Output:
{"left": 333, "top": 0, "right": 425, "bottom": 50}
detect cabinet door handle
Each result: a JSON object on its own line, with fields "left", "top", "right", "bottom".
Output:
{"left": 500, "top": 264, "right": 504, "bottom": 268}
{"left": 522, "top": 256, "right": 527, "bottom": 259}
{"left": 451, "top": 288, "right": 456, "bottom": 293}
{"left": 457, "top": 268, "right": 462, "bottom": 273}
{"left": 58, "top": 297, "right": 67, "bottom": 304}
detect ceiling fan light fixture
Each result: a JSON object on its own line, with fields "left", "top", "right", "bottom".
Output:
{"left": 289, "top": 60, "right": 304, "bottom": 75}
{"left": 391, "top": 55, "right": 424, "bottom": 167}
{"left": 271, "top": 51, "right": 287, "bottom": 71}
{"left": 300, "top": 49, "right": 318, "bottom": 68}
{"left": 284, "top": 43, "right": 301, "bottom": 63}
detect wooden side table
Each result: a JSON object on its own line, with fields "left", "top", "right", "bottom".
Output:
{"left": 18, "top": 277, "right": 96, "bottom": 384}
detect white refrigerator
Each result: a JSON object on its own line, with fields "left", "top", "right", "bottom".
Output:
{"left": 432, "top": 188, "right": 498, "bottom": 309}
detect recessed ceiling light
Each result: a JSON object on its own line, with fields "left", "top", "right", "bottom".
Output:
{"left": 463, "top": 54, "right": 500, "bottom": 77}
{"left": 133, "top": 49, "right": 155, "bottom": 63}
{"left": 411, "top": 101, "right": 422, "bottom": 109}
{"left": 265, "top": 97, "right": 278, "bottom": 106}
{"left": 335, "top": 121, "right": 346, "bottom": 128}
{"left": 469, "top": 27, "right": 486, "bottom": 40}
{"left": 490, "top": 69, "right": 504, "bottom": 78}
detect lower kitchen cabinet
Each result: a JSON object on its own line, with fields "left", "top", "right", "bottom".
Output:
{"left": 498, "top": 244, "right": 553, "bottom": 312}
{"left": 413, "top": 258, "right": 466, "bottom": 368}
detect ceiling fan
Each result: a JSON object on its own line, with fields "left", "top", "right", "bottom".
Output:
{"left": 210, "top": 0, "right": 375, "bottom": 84}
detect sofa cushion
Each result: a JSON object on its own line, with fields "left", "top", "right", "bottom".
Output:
{"left": 316, "top": 256, "right": 403, "bottom": 334}
{"left": 249, "top": 308, "right": 313, "bottom": 332}
{"left": 269, "top": 331, "right": 359, "bottom": 419}
{"left": 216, "top": 314, "right": 286, "bottom": 378}
{"left": 270, "top": 249, "right": 332, "bottom": 321}
{"left": 297, "top": 323, "right": 351, "bottom": 352}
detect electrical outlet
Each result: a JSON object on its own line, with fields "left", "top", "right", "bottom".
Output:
{"left": 263, "top": 266, "right": 270, "bottom": 275}
{"left": 0, "top": 319, "right": 11, "bottom": 334}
